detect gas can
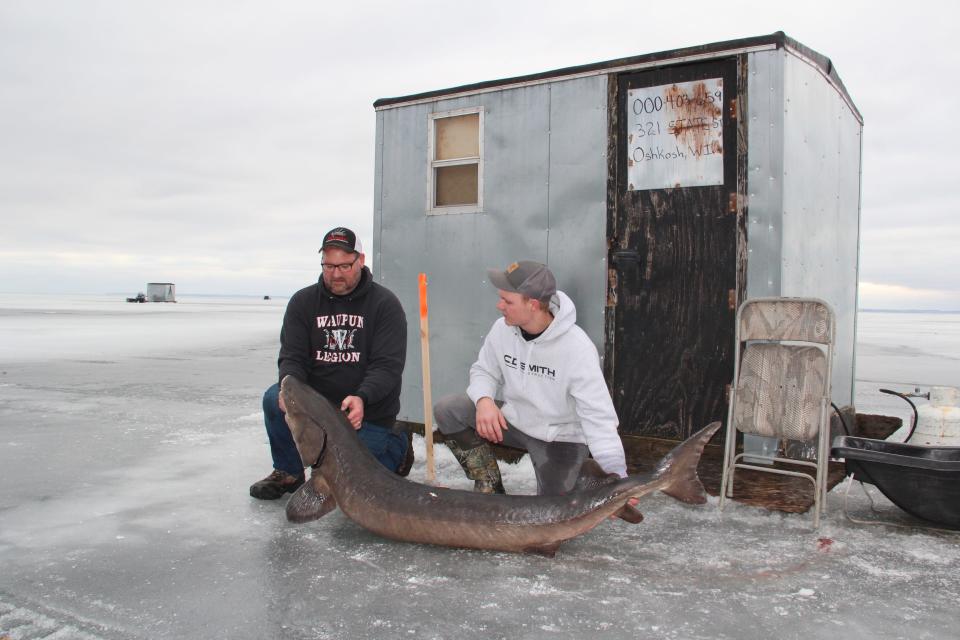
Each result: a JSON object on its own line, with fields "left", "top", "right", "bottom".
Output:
{"left": 914, "top": 386, "right": 960, "bottom": 446}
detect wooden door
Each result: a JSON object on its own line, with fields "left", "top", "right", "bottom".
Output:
{"left": 606, "top": 59, "right": 743, "bottom": 440}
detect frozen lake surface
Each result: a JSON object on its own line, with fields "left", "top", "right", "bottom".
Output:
{"left": 1, "top": 295, "right": 958, "bottom": 639}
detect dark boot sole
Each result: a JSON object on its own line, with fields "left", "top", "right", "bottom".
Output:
{"left": 249, "top": 479, "right": 304, "bottom": 500}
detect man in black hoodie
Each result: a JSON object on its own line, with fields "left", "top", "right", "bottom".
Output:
{"left": 250, "top": 227, "right": 409, "bottom": 500}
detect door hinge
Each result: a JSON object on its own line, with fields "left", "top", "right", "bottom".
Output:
{"left": 728, "top": 192, "right": 738, "bottom": 214}
{"left": 729, "top": 99, "right": 738, "bottom": 120}
{"left": 725, "top": 383, "right": 732, "bottom": 403}
{"left": 728, "top": 289, "right": 737, "bottom": 310}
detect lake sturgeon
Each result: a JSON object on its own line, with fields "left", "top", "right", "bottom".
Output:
{"left": 280, "top": 375, "right": 720, "bottom": 556}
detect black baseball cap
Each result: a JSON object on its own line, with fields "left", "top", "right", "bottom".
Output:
{"left": 320, "top": 227, "right": 363, "bottom": 254}
{"left": 487, "top": 261, "right": 557, "bottom": 300}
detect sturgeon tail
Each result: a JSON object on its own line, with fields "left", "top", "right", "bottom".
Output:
{"left": 651, "top": 421, "right": 721, "bottom": 504}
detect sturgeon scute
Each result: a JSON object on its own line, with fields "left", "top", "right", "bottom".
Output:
{"left": 280, "top": 375, "right": 720, "bottom": 556}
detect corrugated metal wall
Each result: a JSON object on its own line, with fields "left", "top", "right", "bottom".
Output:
{"left": 374, "top": 77, "right": 609, "bottom": 424}
{"left": 746, "top": 48, "right": 862, "bottom": 406}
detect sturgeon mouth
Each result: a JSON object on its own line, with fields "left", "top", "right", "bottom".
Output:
{"left": 308, "top": 428, "right": 327, "bottom": 469}
{"left": 285, "top": 406, "right": 328, "bottom": 469}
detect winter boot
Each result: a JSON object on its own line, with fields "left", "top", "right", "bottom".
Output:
{"left": 249, "top": 469, "right": 305, "bottom": 500}
{"left": 445, "top": 430, "right": 506, "bottom": 494}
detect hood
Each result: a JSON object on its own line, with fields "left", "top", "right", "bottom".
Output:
{"left": 318, "top": 266, "right": 373, "bottom": 301}
{"left": 528, "top": 290, "right": 576, "bottom": 343}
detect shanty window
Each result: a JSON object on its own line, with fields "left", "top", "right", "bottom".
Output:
{"left": 428, "top": 107, "right": 483, "bottom": 214}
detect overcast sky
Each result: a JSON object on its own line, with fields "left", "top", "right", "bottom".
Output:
{"left": 1, "top": 0, "right": 957, "bottom": 309}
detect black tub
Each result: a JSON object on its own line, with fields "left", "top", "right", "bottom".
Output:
{"left": 831, "top": 436, "right": 960, "bottom": 529}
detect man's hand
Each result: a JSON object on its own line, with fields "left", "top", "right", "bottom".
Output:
{"left": 341, "top": 395, "right": 364, "bottom": 430}
{"left": 475, "top": 397, "right": 508, "bottom": 443}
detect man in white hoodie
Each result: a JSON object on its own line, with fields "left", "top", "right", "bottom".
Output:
{"left": 433, "top": 260, "right": 628, "bottom": 495}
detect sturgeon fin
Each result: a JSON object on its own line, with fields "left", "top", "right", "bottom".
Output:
{"left": 615, "top": 504, "right": 645, "bottom": 524}
{"left": 573, "top": 458, "right": 619, "bottom": 491}
{"left": 285, "top": 473, "right": 338, "bottom": 524}
{"left": 523, "top": 541, "right": 562, "bottom": 557}
{"left": 655, "top": 421, "right": 722, "bottom": 505}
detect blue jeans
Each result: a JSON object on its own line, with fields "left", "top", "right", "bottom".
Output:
{"left": 263, "top": 383, "right": 408, "bottom": 475}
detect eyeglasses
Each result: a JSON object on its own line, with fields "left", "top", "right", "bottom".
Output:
{"left": 321, "top": 257, "right": 359, "bottom": 273}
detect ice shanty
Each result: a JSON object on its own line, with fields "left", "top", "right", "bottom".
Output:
{"left": 371, "top": 32, "right": 862, "bottom": 441}
{"left": 147, "top": 282, "right": 176, "bottom": 303}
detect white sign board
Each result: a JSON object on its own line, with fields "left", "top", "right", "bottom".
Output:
{"left": 626, "top": 78, "right": 724, "bottom": 190}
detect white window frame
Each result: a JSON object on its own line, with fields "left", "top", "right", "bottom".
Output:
{"left": 427, "top": 106, "right": 484, "bottom": 215}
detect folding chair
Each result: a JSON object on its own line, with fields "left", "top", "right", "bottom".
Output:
{"left": 718, "top": 297, "right": 836, "bottom": 528}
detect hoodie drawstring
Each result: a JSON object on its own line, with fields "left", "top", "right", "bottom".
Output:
{"left": 521, "top": 337, "right": 537, "bottom": 391}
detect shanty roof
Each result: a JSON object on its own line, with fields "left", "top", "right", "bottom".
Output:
{"left": 374, "top": 31, "right": 859, "bottom": 122}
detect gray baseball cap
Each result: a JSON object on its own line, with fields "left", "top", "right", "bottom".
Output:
{"left": 487, "top": 261, "right": 557, "bottom": 299}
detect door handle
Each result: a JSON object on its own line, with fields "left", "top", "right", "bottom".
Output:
{"left": 611, "top": 250, "right": 642, "bottom": 268}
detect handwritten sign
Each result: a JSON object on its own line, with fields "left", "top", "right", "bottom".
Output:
{"left": 626, "top": 78, "right": 724, "bottom": 190}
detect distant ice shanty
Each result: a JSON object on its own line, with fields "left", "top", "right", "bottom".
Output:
{"left": 147, "top": 283, "right": 176, "bottom": 303}
{"left": 372, "top": 32, "right": 862, "bottom": 441}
